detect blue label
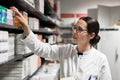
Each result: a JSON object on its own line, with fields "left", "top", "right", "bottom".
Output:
{"left": 0, "top": 12, "right": 2, "bottom": 23}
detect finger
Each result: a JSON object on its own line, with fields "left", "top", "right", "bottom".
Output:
{"left": 10, "top": 6, "right": 18, "bottom": 11}
{"left": 10, "top": 6, "right": 19, "bottom": 14}
{"left": 10, "top": 7, "right": 23, "bottom": 17}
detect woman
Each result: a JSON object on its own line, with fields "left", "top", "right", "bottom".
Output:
{"left": 11, "top": 7, "right": 112, "bottom": 80}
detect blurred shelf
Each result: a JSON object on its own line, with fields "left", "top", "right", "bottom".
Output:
{"left": 0, "top": 52, "right": 34, "bottom": 66}
{"left": 100, "top": 28, "right": 119, "bottom": 31}
{"left": 61, "top": 33, "right": 72, "bottom": 38}
{"left": 44, "top": 0, "right": 62, "bottom": 21}
{"left": 0, "top": 24, "right": 56, "bottom": 35}
{"left": 0, "top": 0, "right": 60, "bottom": 79}
{"left": 59, "top": 27, "right": 72, "bottom": 30}
{"left": 0, "top": 0, "right": 61, "bottom": 27}
{"left": 44, "top": 0, "right": 57, "bottom": 19}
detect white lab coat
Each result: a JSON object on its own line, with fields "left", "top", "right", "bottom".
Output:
{"left": 22, "top": 31, "right": 112, "bottom": 80}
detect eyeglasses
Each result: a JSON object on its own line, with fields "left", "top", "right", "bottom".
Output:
{"left": 72, "top": 25, "right": 87, "bottom": 33}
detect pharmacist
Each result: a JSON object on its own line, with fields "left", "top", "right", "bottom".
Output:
{"left": 11, "top": 6, "right": 112, "bottom": 80}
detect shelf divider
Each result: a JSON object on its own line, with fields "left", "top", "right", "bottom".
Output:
{"left": 0, "top": 24, "right": 56, "bottom": 35}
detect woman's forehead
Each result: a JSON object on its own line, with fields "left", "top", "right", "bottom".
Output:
{"left": 76, "top": 19, "right": 87, "bottom": 28}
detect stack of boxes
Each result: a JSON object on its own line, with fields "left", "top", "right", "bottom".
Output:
{"left": 0, "top": 55, "right": 39, "bottom": 80}
{"left": 34, "top": 0, "right": 44, "bottom": 14}
{"left": 0, "top": 31, "right": 16, "bottom": 64}
{"left": 29, "top": 17, "right": 40, "bottom": 30}
{"left": 8, "top": 34, "right": 15, "bottom": 60}
{"left": 0, "top": 61, "right": 29, "bottom": 80}
{"left": 0, "top": 6, "right": 7, "bottom": 24}
{"left": 0, "top": 31, "right": 9, "bottom": 64}
{"left": 0, "top": 5, "right": 13, "bottom": 25}
{"left": 7, "top": 9, "right": 13, "bottom": 25}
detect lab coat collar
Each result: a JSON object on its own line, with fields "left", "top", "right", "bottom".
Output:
{"left": 74, "top": 45, "right": 94, "bottom": 56}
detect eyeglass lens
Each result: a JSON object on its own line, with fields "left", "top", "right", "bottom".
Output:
{"left": 72, "top": 25, "right": 85, "bottom": 32}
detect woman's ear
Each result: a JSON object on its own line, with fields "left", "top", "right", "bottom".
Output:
{"left": 89, "top": 32, "right": 95, "bottom": 40}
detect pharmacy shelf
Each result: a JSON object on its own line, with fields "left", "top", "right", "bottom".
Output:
{"left": 0, "top": 52, "right": 43, "bottom": 80}
{"left": 59, "top": 27, "right": 72, "bottom": 30}
{"left": 100, "top": 28, "right": 119, "bottom": 31}
{"left": 0, "top": 52, "right": 34, "bottom": 66}
{"left": 44, "top": 0, "right": 58, "bottom": 19}
{"left": 0, "top": 0, "right": 60, "bottom": 79}
{"left": 0, "top": 24, "right": 56, "bottom": 35}
{"left": 0, "top": 0, "right": 60, "bottom": 27}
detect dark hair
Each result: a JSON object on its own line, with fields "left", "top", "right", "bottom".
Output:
{"left": 79, "top": 16, "right": 100, "bottom": 45}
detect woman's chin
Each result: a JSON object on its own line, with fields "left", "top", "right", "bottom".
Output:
{"left": 72, "top": 40, "right": 77, "bottom": 44}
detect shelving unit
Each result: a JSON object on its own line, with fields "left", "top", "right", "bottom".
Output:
{"left": 0, "top": 0, "right": 61, "bottom": 27}
{"left": 0, "top": 0, "right": 61, "bottom": 80}
{"left": 44, "top": 0, "right": 58, "bottom": 19}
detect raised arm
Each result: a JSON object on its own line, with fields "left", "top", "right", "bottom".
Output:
{"left": 10, "top": 6, "right": 61, "bottom": 61}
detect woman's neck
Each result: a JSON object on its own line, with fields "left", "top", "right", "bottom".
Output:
{"left": 77, "top": 43, "right": 92, "bottom": 53}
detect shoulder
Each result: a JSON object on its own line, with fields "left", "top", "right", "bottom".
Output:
{"left": 92, "top": 47, "right": 107, "bottom": 62}
{"left": 92, "top": 48, "right": 109, "bottom": 68}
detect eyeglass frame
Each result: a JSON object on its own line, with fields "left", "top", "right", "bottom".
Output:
{"left": 72, "top": 25, "right": 87, "bottom": 33}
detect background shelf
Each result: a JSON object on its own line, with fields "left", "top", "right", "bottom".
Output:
{"left": 0, "top": 0, "right": 60, "bottom": 27}
{"left": 0, "top": 52, "right": 34, "bottom": 66}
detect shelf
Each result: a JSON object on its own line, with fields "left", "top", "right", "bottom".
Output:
{"left": 44, "top": 0, "right": 62, "bottom": 24}
{"left": 44, "top": 0, "right": 57, "bottom": 19}
{"left": 60, "top": 27, "right": 72, "bottom": 30}
{"left": 0, "top": 0, "right": 60, "bottom": 79}
{"left": 0, "top": 24, "right": 56, "bottom": 35}
{"left": 0, "top": 54, "right": 22, "bottom": 67}
{"left": 23, "top": 75, "right": 31, "bottom": 80}
{"left": 0, "top": 52, "right": 34, "bottom": 66}
{"left": 0, "top": 0, "right": 60, "bottom": 27}
{"left": 23, "top": 52, "right": 34, "bottom": 59}
{"left": 100, "top": 28, "right": 119, "bottom": 31}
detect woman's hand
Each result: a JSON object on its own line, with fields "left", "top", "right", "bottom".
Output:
{"left": 10, "top": 6, "right": 31, "bottom": 37}
{"left": 10, "top": 6, "right": 27, "bottom": 26}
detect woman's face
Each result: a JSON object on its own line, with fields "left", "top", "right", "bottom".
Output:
{"left": 72, "top": 19, "right": 93, "bottom": 45}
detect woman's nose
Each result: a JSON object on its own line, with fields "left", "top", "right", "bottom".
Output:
{"left": 72, "top": 29, "right": 77, "bottom": 33}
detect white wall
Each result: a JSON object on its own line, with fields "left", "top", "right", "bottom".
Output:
{"left": 88, "top": 8, "right": 98, "bottom": 20}
{"left": 60, "top": 0, "right": 120, "bottom": 27}
{"left": 111, "top": 6, "right": 120, "bottom": 25}
{"left": 97, "top": 5, "right": 111, "bottom": 28}
{"left": 61, "top": 0, "right": 120, "bottom": 13}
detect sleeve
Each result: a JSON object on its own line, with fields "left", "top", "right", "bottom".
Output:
{"left": 21, "top": 31, "right": 61, "bottom": 61}
{"left": 98, "top": 56, "right": 112, "bottom": 80}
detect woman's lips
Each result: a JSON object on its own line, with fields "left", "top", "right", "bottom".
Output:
{"left": 72, "top": 36, "right": 77, "bottom": 39}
